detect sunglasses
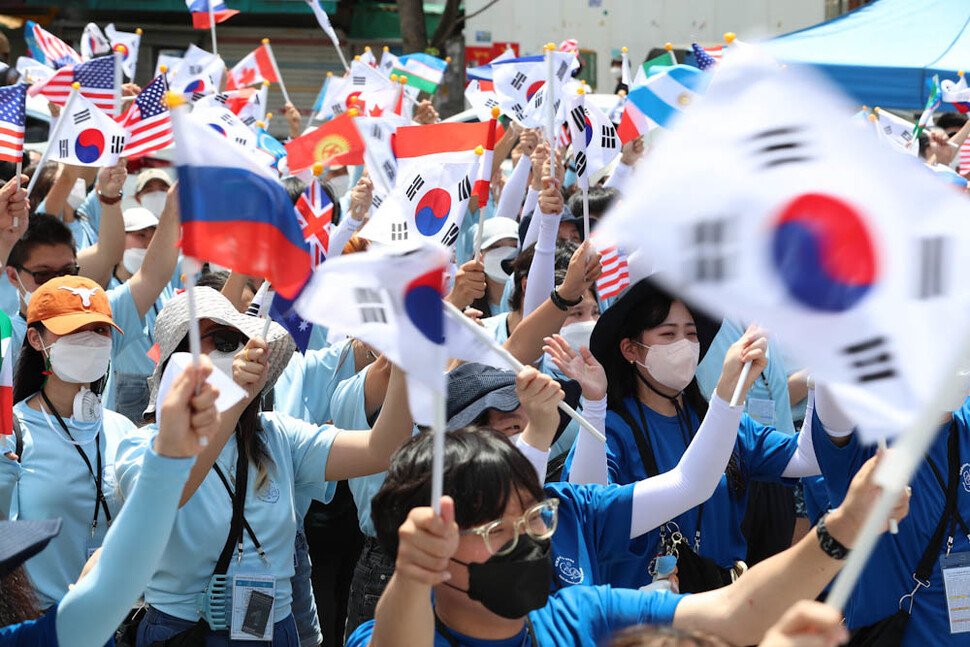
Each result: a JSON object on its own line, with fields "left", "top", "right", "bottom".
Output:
{"left": 18, "top": 264, "right": 80, "bottom": 285}
{"left": 175, "top": 328, "right": 248, "bottom": 355}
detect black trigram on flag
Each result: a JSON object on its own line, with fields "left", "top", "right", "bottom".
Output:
{"left": 219, "top": 113, "right": 235, "bottom": 124}
{"left": 371, "top": 194, "right": 383, "bottom": 209}
{"left": 510, "top": 72, "right": 527, "bottom": 91}
{"left": 916, "top": 236, "right": 947, "bottom": 299}
{"left": 371, "top": 124, "right": 384, "bottom": 140}
{"left": 569, "top": 105, "right": 585, "bottom": 132}
{"left": 441, "top": 223, "right": 460, "bottom": 247}
{"left": 405, "top": 175, "right": 425, "bottom": 201}
{"left": 511, "top": 104, "right": 526, "bottom": 122}
{"left": 575, "top": 151, "right": 587, "bottom": 178}
{"left": 533, "top": 90, "right": 543, "bottom": 109}
{"left": 556, "top": 61, "right": 568, "bottom": 81}
{"left": 685, "top": 218, "right": 732, "bottom": 282}
{"left": 382, "top": 160, "right": 396, "bottom": 185}
{"left": 331, "top": 103, "right": 345, "bottom": 115}
{"left": 353, "top": 75, "right": 366, "bottom": 86}
{"left": 601, "top": 124, "right": 617, "bottom": 149}
{"left": 234, "top": 137, "right": 248, "bottom": 146}
{"left": 354, "top": 288, "right": 388, "bottom": 323}
{"left": 58, "top": 139, "right": 68, "bottom": 158}
{"left": 110, "top": 135, "right": 125, "bottom": 154}
{"left": 73, "top": 109, "right": 91, "bottom": 125}
{"left": 191, "top": 92, "right": 206, "bottom": 103}
{"left": 213, "top": 93, "right": 228, "bottom": 105}
{"left": 842, "top": 337, "right": 896, "bottom": 383}
{"left": 391, "top": 222, "right": 408, "bottom": 241}
{"left": 748, "top": 126, "right": 811, "bottom": 170}
{"left": 484, "top": 97, "right": 499, "bottom": 110}
{"left": 457, "top": 176, "right": 471, "bottom": 202}
{"left": 189, "top": 64, "right": 203, "bottom": 75}
{"left": 242, "top": 116, "right": 256, "bottom": 126}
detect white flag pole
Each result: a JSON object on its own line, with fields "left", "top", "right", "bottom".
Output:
{"left": 181, "top": 257, "right": 209, "bottom": 446}
{"left": 334, "top": 43, "right": 350, "bottom": 74}
{"left": 113, "top": 49, "right": 123, "bottom": 117}
{"left": 877, "top": 437, "right": 899, "bottom": 535}
{"left": 544, "top": 43, "right": 556, "bottom": 148}
{"left": 730, "top": 361, "right": 752, "bottom": 408}
{"left": 471, "top": 146, "right": 487, "bottom": 259}
{"left": 443, "top": 301, "right": 607, "bottom": 443}
{"left": 208, "top": 0, "right": 219, "bottom": 57}
{"left": 259, "top": 80, "right": 270, "bottom": 123}
{"left": 131, "top": 29, "right": 143, "bottom": 80}
{"left": 26, "top": 84, "right": 80, "bottom": 198}
{"left": 824, "top": 330, "right": 970, "bottom": 613}
{"left": 262, "top": 39, "right": 291, "bottom": 106}
{"left": 430, "top": 353, "right": 447, "bottom": 514}
{"left": 13, "top": 161, "right": 21, "bottom": 228}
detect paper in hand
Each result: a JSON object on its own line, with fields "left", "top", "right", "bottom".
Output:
{"left": 155, "top": 352, "right": 247, "bottom": 427}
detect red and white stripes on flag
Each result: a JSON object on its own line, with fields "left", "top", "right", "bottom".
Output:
{"left": 29, "top": 55, "right": 118, "bottom": 114}
{"left": 704, "top": 46, "right": 724, "bottom": 61}
{"left": 295, "top": 180, "right": 334, "bottom": 267}
{"left": 117, "top": 74, "right": 172, "bottom": 159}
{"left": 27, "top": 21, "right": 82, "bottom": 69}
{"left": 0, "top": 84, "right": 27, "bottom": 164}
{"left": 958, "top": 138, "right": 970, "bottom": 175}
{"left": 596, "top": 245, "right": 630, "bottom": 300}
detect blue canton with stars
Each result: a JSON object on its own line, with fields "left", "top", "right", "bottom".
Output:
{"left": 74, "top": 56, "right": 115, "bottom": 89}
{"left": 691, "top": 43, "right": 717, "bottom": 72}
{"left": 136, "top": 75, "right": 169, "bottom": 117}
{"left": 0, "top": 84, "right": 26, "bottom": 128}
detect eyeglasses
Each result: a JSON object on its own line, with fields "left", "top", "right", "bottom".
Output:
{"left": 201, "top": 329, "right": 248, "bottom": 354}
{"left": 18, "top": 264, "right": 80, "bottom": 285}
{"left": 460, "top": 498, "right": 559, "bottom": 556}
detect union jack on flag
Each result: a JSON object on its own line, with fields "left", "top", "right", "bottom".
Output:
{"left": 0, "top": 84, "right": 27, "bottom": 164}
{"left": 595, "top": 244, "right": 630, "bottom": 300}
{"left": 28, "top": 55, "right": 119, "bottom": 114}
{"left": 117, "top": 74, "right": 172, "bottom": 159}
{"left": 295, "top": 181, "right": 334, "bottom": 266}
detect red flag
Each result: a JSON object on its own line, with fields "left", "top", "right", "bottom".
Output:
{"left": 226, "top": 44, "right": 278, "bottom": 90}
{"left": 284, "top": 113, "right": 365, "bottom": 172}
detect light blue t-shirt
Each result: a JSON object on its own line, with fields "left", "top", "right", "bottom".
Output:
{"left": 481, "top": 312, "right": 511, "bottom": 345}
{"left": 346, "top": 585, "right": 684, "bottom": 647}
{"left": 336, "top": 366, "right": 385, "bottom": 537}
{"left": 114, "top": 412, "right": 339, "bottom": 623}
{"left": 0, "top": 279, "right": 18, "bottom": 317}
{"left": 36, "top": 190, "right": 101, "bottom": 252}
{"left": 0, "top": 400, "right": 136, "bottom": 608}
{"left": 275, "top": 338, "right": 355, "bottom": 423}
{"left": 696, "top": 319, "right": 795, "bottom": 436}
{"left": 455, "top": 197, "right": 497, "bottom": 267}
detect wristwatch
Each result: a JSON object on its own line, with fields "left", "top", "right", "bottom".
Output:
{"left": 816, "top": 512, "right": 850, "bottom": 560}
{"left": 97, "top": 190, "right": 122, "bottom": 205}
{"left": 550, "top": 288, "right": 582, "bottom": 311}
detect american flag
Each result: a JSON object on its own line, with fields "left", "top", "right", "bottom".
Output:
{"left": 117, "top": 74, "right": 172, "bottom": 159}
{"left": 29, "top": 55, "right": 118, "bottom": 114}
{"left": 692, "top": 43, "right": 718, "bottom": 71}
{"left": 596, "top": 245, "right": 630, "bottom": 301}
{"left": 295, "top": 181, "right": 334, "bottom": 266}
{"left": 25, "top": 21, "right": 81, "bottom": 69}
{"left": 958, "top": 138, "right": 970, "bottom": 175}
{"left": 704, "top": 45, "right": 724, "bottom": 61}
{"left": 0, "top": 84, "right": 27, "bottom": 164}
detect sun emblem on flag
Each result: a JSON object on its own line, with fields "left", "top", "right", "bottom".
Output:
{"left": 314, "top": 135, "right": 350, "bottom": 162}
{"left": 677, "top": 92, "right": 692, "bottom": 106}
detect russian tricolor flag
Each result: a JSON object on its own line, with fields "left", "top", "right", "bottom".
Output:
{"left": 171, "top": 101, "right": 312, "bottom": 299}
{"left": 185, "top": 0, "right": 239, "bottom": 29}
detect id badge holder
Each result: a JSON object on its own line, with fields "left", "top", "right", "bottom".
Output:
{"left": 230, "top": 574, "right": 276, "bottom": 641}
{"left": 746, "top": 398, "right": 775, "bottom": 427}
{"left": 940, "top": 552, "right": 970, "bottom": 633}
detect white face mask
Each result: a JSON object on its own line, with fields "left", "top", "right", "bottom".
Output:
{"left": 482, "top": 246, "right": 516, "bottom": 283}
{"left": 46, "top": 331, "right": 112, "bottom": 384}
{"left": 635, "top": 338, "right": 700, "bottom": 393}
{"left": 138, "top": 191, "right": 167, "bottom": 218}
{"left": 208, "top": 349, "right": 237, "bottom": 380}
{"left": 610, "top": 66, "right": 622, "bottom": 81}
{"left": 15, "top": 272, "right": 32, "bottom": 308}
{"left": 122, "top": 247, "right": 147, "bottom": 275}
{"left": 328, "top": 174, "right": 351, "bottom": 200}
{"left": 559, "top": 320, "right": 596, "bottom": 352}
{"left": 67, "top": 178, "right": 88, "bottom": 209}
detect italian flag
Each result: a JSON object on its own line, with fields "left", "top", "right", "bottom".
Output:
{"left": 393, "top": 53, "right": 447, "bottom": 94}
{"left": 0, "top": 310, "right": 12, "bottom": 435}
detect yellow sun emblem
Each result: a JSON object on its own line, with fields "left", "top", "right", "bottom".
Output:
{"left": 677, "top": 92, "right": 691, "bottom": 106}
{"left": 314, "top": 135, "right": 350, "bottom": 163}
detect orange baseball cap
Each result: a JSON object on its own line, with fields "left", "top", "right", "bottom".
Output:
{"left": 26, "top": 276, "right": 123, "bottom": 336}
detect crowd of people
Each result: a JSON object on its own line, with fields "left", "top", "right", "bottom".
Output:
{"left": 3, "top": 22, "right": 970, "bottom": 647}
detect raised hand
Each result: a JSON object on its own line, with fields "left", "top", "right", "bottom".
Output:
{"left": 543, "top": 333, "right": 606, "bottom": 400}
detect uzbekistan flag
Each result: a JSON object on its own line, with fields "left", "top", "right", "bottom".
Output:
{"left": 185, "top": 0, "right": 239, "bottom": 29}
{"left": 393, "top": 53, "right": 447, "bottom": 94}
{"left": 171, "top": 100, "right": 312, "bottom": 299}
{"left": 0, "top": 310, "right": 12, "bottom": 435}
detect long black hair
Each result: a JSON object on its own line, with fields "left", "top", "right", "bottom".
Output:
{"left": 0, "top": 566, "right": 41, "bottom": 627}
{"left": 13, "top": 322, "right": 48, "bottom": 404}
{"left": 604, "top": 293, "right": 745, "bottom": 497}
{"left": 371, "top": 427, "right": 545, "bottom": 558}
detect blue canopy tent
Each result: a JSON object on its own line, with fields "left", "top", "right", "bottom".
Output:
{"left": 765, "top": 0, "right": 970, "bottom": 110}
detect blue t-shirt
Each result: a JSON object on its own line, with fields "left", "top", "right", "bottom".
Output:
{"left": 590, "top": 396, "right": 798, "bottom": 588}
{"left": 346, "top": 585, "right": 683, "bottom": 647}
{"left": 0, "top": 401, "right": 135, "bottom": 608}
{"left": 0, "top": 601, "right": 60, "bottom": 646}
{"left": 812, "top": 398, "right": 970, "bottom": 645}
{"left": 114, "top": 412, "right": 339, "bottom": 623}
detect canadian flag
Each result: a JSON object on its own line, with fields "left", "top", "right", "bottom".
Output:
{"left": 226, "top": 44, "right": 279, "bottom": 91}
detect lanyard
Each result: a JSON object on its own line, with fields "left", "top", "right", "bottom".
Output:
{"left": 435, "top": 613, "right": 538, "bottom": 647}
{"left": 39, "top": 390, "right": 112, "bottom": 537}
{"left": 212, "top": 443, "right": 269, "bottom": 565}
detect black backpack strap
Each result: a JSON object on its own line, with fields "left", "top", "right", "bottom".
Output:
{"left": 914, "top": 421, "right": 960, "bottom": 584}
{"left": 214, "top": 433, "right": 250, "bottom": 576}
{"left": 13, "top": 415, "right": 22, "bottom": 462}
{"left": 615, "top": 402, "right": 659, "bottom": 478}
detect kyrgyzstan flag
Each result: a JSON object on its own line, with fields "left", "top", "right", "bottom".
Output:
{"left": 395, "top": 120, "right": 496, "bottom": 207}
{"left": 171, "top": 101, "right": 313, "bottom": 299}
{"left": 226, "top": 43, "right": 278, "bottom": 90}
{"left": 285, "top": 112, "right": 365, "bottom": 172}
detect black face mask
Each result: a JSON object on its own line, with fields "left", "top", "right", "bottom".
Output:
{"left": 447, "top": 534, "right": 552, "bottom": 619}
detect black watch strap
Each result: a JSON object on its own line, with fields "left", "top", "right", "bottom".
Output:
{"left": 816, "top": 512, "right": 850, "bottom": 560}
{"left": 550, "top": 288, "right": 582, "bottom": 311}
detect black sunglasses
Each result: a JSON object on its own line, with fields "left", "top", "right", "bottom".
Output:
{"left": 174, "top": 328, "right": 248, "bottom": 355}
{"left": 18, "top": 264, "right": 80, "bottom": 285}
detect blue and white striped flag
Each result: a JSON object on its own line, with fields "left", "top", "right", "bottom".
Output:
{"left": 625, "top": 64, "right": 709, "bottom": 130}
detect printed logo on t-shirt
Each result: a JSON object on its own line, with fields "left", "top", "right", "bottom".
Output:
{"left": 554, "top": 556, "right": 584, "bottom": 585}
{"left": 961, "top": 463, "right": 970, "bottom": 494}
{"left": 102, "top": 463, "right": 117, "bottom": 496}
{"left": 256, "top": 480, "right": 280, "bottom": 504}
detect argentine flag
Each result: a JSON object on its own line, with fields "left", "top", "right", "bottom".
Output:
{"left": 626, "top": 64, "right": 710, "bottom": 130}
